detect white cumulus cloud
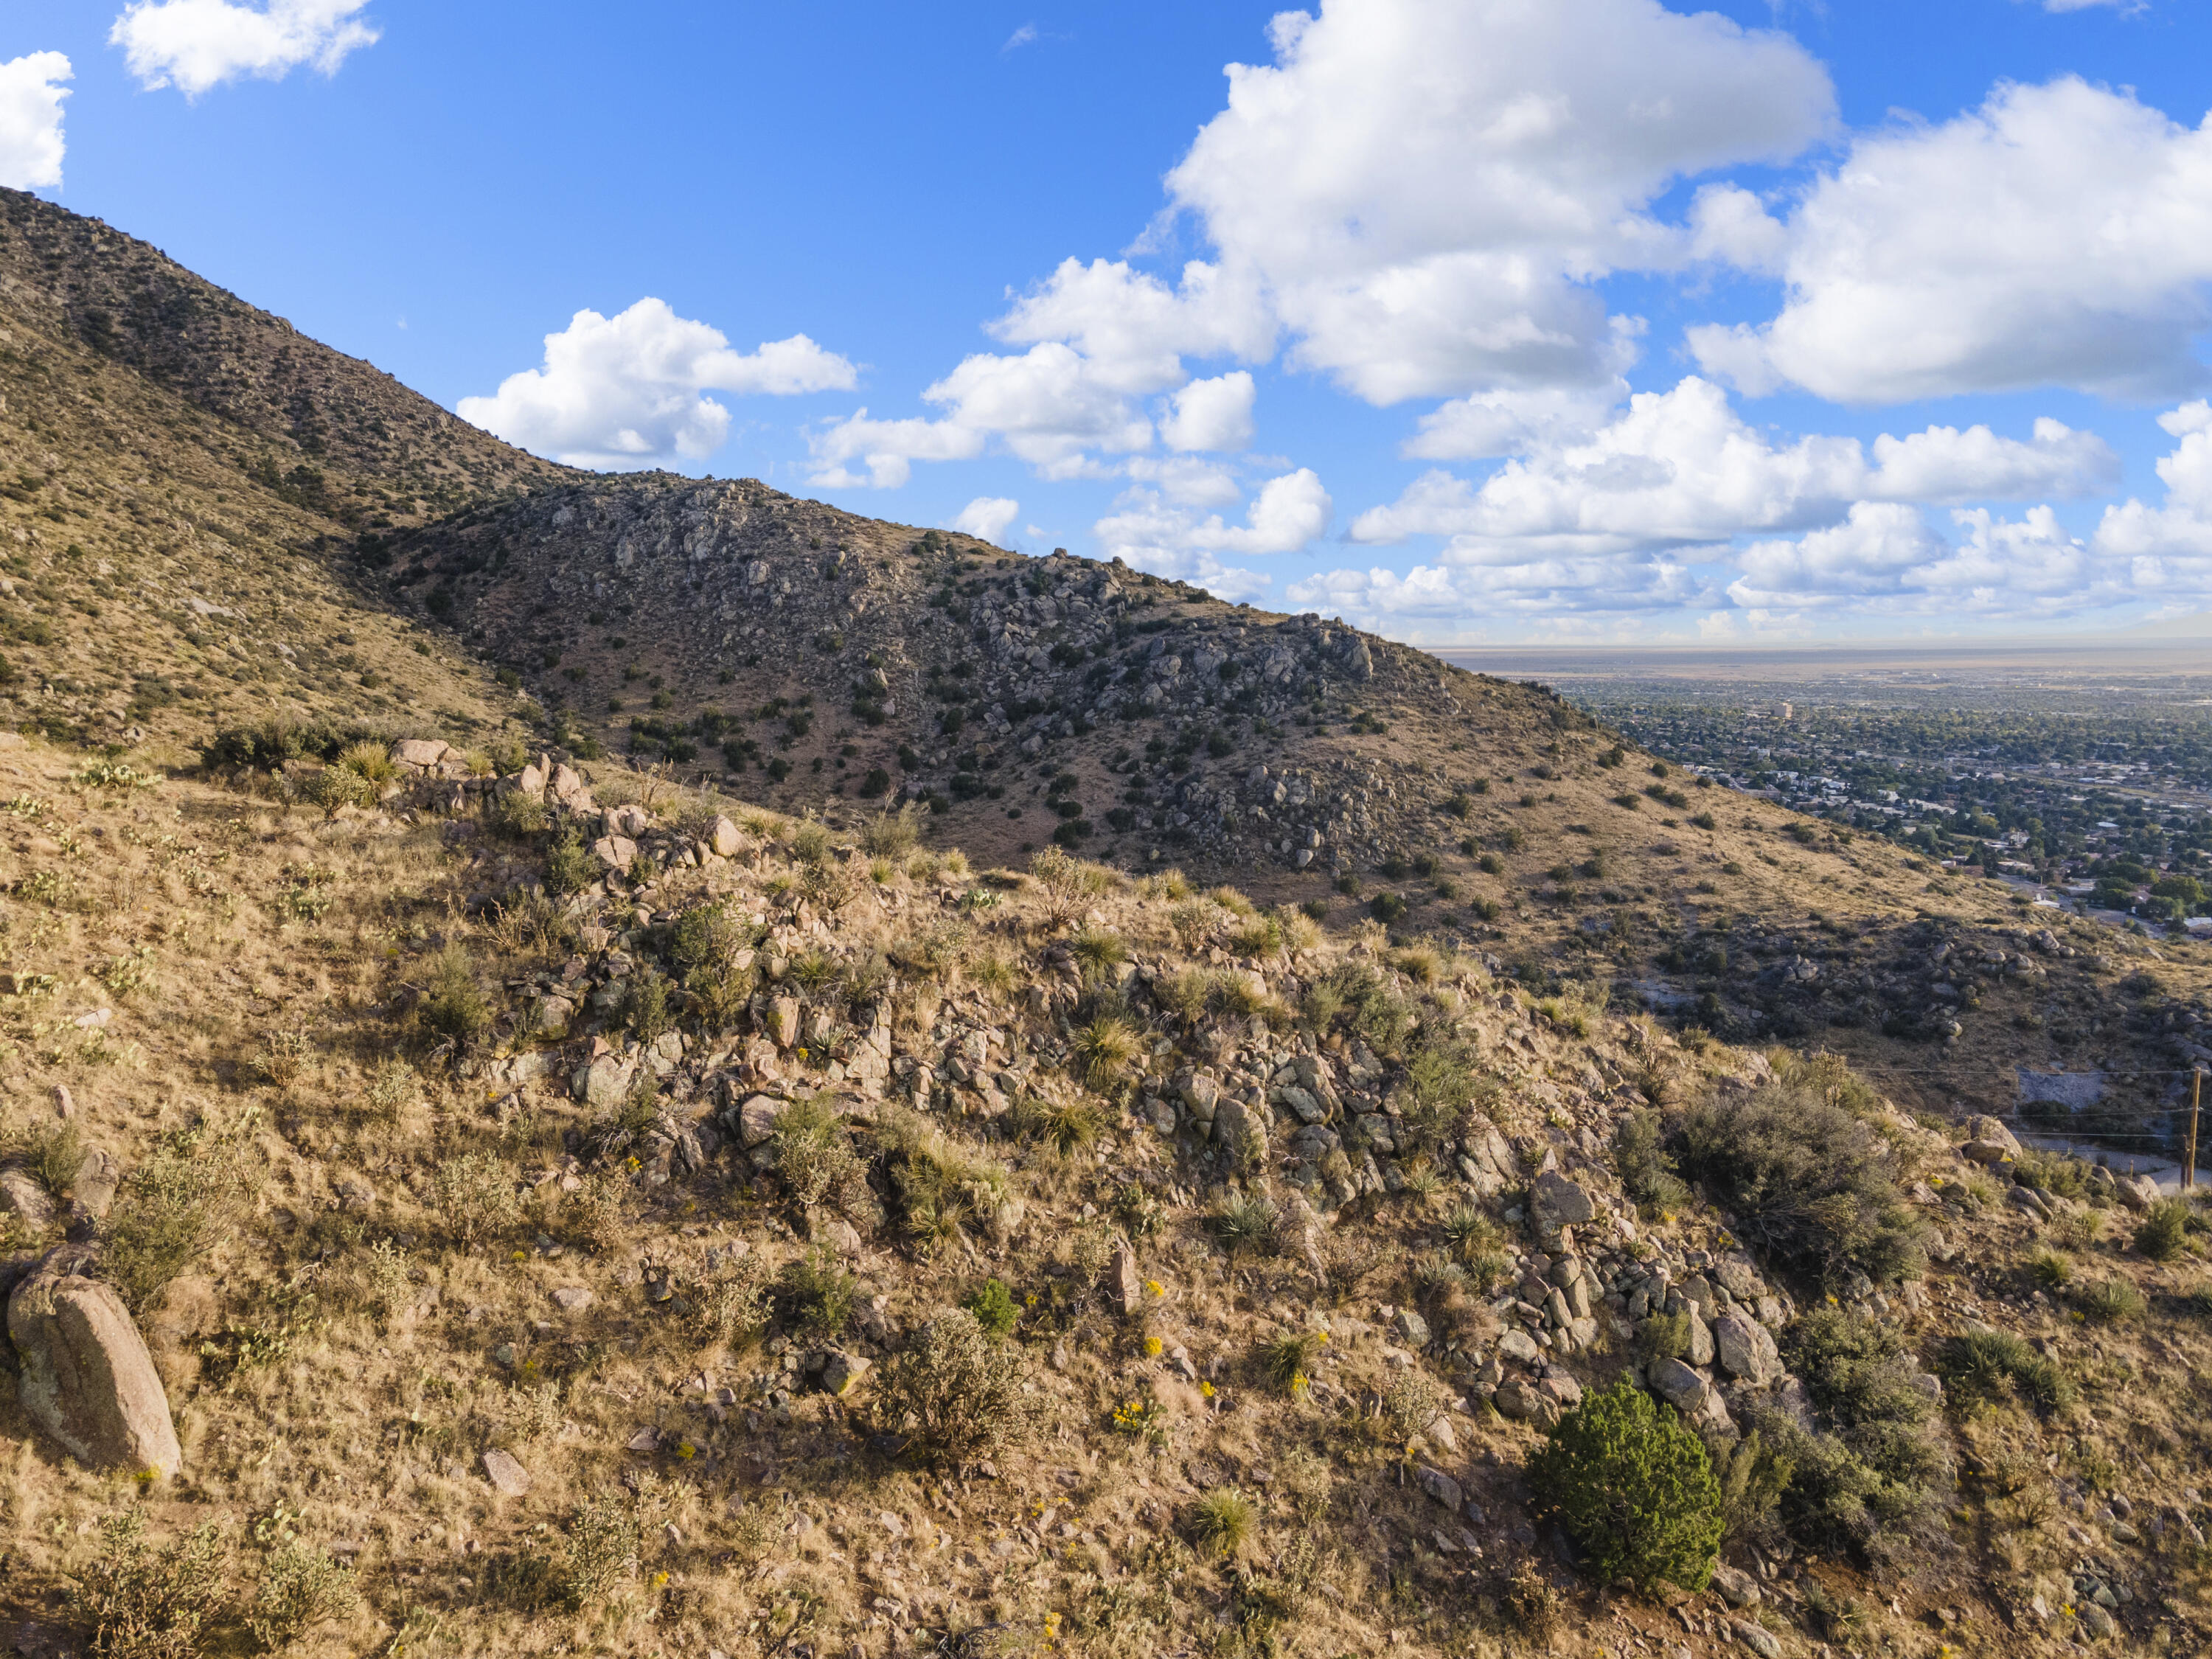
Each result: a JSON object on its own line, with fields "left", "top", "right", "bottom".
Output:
{"left": 1093, "top": 469, "right": 1333, "bottom": 597}
{"left": 2091, "top": 403, "right": 2212, "bottom": 598}
{"left": 0, "top": 53, "right": 71, "bottom": 191}
{"left": 1287, "top": 555, "right": 1699, "bottom": 631}
{"left": 111, "top": 0, "right": 381, "bottom": 96}
{"left": 459, "top": 299, "right": 856, "bottom": 470}
{"left": 1731, "top": 504, "right": 2102, "bottom": 617}
{"left": 1164, "top": 0, "right": 1835, "bottom": 403}
{"left": 1350, "top": 378, "right": 2115, "bottom": 557}
{"left": 1692, "top": 77, "right": 2212, "bottom": 403}
{"left": 950, "top": 497, "right": 1020, "bottom": 546}
{"left": 1161, "top": 372, "right": 1256, "bottom": 452}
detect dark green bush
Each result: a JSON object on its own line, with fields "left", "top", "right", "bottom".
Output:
{"left": 543, "top": 826, "right": 595, "bottom": 894}
{"left": 420, "top": 945, "right": 490, "bottom": 1043}
{"left": 779, "top": 1245, "right": 858, "bottom": 1336}
{"left": 2073, "top": 1279, "right": 2145, "bottom": 1324}
{"left": 1613, "top": 1106, "right": 1690, "bottom": 1215}
{"left": 964, "top": 1277, "right": 1019, "bottom": 1338}
{"left": 872, "top": 1307, "right": 1038, "bottom": 1472}
{"left": 2135, "top": 1198, "right": 2190, "bottom": 1262}
{"left": 1670, "top": 1075, "right": 1927, "bottom": 1284}
{"left": 1750, "top": 1309, "right": 1953, "bottom": 1569}
{"left": 1527, "top": 1380, "right": 1724, "bottom": 1592}
{"left": 75, "top": 1511, "right": 229, "bottom": 1658}
{"left": 1935, "top": 1328, "right": 2074, "bottom": 1414}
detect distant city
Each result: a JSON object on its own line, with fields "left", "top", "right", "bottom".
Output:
{"left": 1436, "top": 638, "right": 2212, "bottom": 936}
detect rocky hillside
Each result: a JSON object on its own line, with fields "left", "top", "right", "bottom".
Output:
{"left": 0, "top": 188, "right": 568, "bottom": 523}
{"left": 1, "top": 733, "right": 2209, "bottom": 1659}
{"left": 1, "top": 185, "right": 2206, "bottom": 1145}
{"left": 384, "top": 476, "right": 2212, "bottom": 1135}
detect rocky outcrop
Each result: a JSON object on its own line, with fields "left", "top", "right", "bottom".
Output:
{"left": 7, "top": 1250, "right": 181, "bottom": 1476}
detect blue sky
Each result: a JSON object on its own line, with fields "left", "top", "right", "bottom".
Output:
{"left": 7, "top": 1, "right": 2212, "bottom": 645}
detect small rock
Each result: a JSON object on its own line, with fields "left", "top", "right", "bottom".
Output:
{"left": 1731, "top": 1619, "right": 1782, "bottom": 1659}
{"left": 481, "top": 1448, "right": 533, "bottom": 1497}
{"left": 820, "top": 1352, "right": 871, "bottom": 1397}
{"left": 1498, "top": 1329, "right": 1543, "bottom": 1366}
{"left": 0, "top": 1166, "right": 55, "bottom": 1233}
{"left": 737, "top": 1094, "right": 785, "bottom": 1147}
{"left": 1107, "top": 1243, "right": 1143, "bottom": 1318}
{"left": 1647, "top": 1357, "right": 1710, "bottom": 1414}
{"left": 1712, "top": 1562, "right": 1761, "bottom": 1608}
{"left": 550, "top": 1287, "right": 594, "bottom": 1313}
{"left": 1394, "top": 1307, "right": 1431, "bottom": 1346}
{"left": 768, "top": 998, "right": 802, "bottom": 1050}
{"left": 1964, "top": 1114, "right": 2021, "bottom": 1153}
{"left": 50, "top": 1084, "right": 73, "bottom": 1120}
{"left": 1416, "top": 1465, "right": 1463, "bottom": 1511}
{"left": 2076, "top": 1601, "right": 2116, "bottom": 1641}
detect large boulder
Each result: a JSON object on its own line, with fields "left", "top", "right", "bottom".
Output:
{"left": 1, "top": 1166, "right": 54, "bottom": 1233}
{"left": 1964, "top": 1114, "right": 2021, "bottom": 1154}
{"left": 1646, "top": 1356, "right": 1711, "bottom": 1415}
{"left": 1213, "top": 1097, "right": 1268, "bottom": 1166}
{"left": 1530, "top": 1172, "right": 1596, "bottom": 1237}
{"left": 1713, "top": 1314, "right": 1778, "bottom": 1385}
{"left": 392, "top": 738, "right": 449, "bottom": 770}
{"left": 7, "top": 1251, "right": 182, "bottom": 1476}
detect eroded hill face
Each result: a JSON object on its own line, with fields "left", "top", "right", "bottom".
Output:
{"left": 386, "top": 479, "right": 2212, "bottom": 1127}
{"left": 0, "top": 737, "right": 2208, "bottom": 1659}
{"left": 0, "top": 188, "right": 567, "bottom": 524}
{"left": 1, "top": 185, "right": 2206, "bottom": 1135}
{"left": 0, "top": 191, "right": 539, "bottom": 759}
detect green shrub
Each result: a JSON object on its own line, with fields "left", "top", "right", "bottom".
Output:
{"left": 2135, "top": 1198, "right": 2191, "bottom": 1262}
{"left": 1015, "top": 1091, "right": 1104, "bottom": 1155}
{"left": 2074, "top": 1279, "right": 2145, "bottom": 1324}
{"left": 1209, "top": 1192, "right": 1279, "bottom": 1256}
{"left": 543, "top": 826, "right": 595, "bottom": 894}
{"left": 1753, "top": 1310, "right": 1953, "bottom": 1568}
{"left": 557, "top": 1495, "right": 640, "bottom": 1610}
{"left": 1189, "top": 1489, "right": 1256, "bottom": 1558}
{"left": 419, "top": 945, "right": 490, "bottom": 1043}
{"left": 75, "top": 1511, "right": 229, "bottom": 1658}
{"left": 1935, "top": 1329, "right": 2073, "bottom": 1414}
{"left": 964, "top": 1277, "right": 1019, "bottom": 1338}
{"left": 1070, "top": 1014, "right": 1140, "bottom": 1091}
{"left": 779, "top": 1245, "right": 858, "bottom": 1336}
{"left": 872, "top": 1307, "right": 1037, "bottom": 1472}
{"left": 878, "top": 1110, "right": 1013, "bottom": 1248}
{"left": 1613, "top": 1106, "right": 1690, "bottom": 1215}
{"left": 432, "top": 1152, "right": 524, "bottom": 1248}
{"left": 1527, "top": 1380, "right": 1723, "bottom": 1592}
{"left": 773, "top": 1096, "right": 873, "bottom": 1217}
{"left": 1671, "top": 1077, "right": 1927, "bottom": 1284}
{"left": 246, "top": 1542, "right": 359, "bottom": 1650}
{"left": 1397, "top": 1038, "right": 1493, "bottom": 1156}
{"left": 1259, "top": 1331, "right": 1323, "bottom": 1397}
{"left": 1790, "top": 1310, "right": 1938, "bottom": 1433}
{"left": 1715, "top": 1430, "right": 1794, "bottom": 1545}
{"left": 2028, "top": 1249, "right": 2073, "bottom": 1288}
{"left": 105, "top": 1116, "right": 255, "bottom": 1312}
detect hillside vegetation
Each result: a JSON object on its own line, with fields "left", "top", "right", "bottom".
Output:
{"left": 0, "top": 737, "right": 2208, "bottom": 1659}
{"left": 0, "top": 187, "right": 2210, "bottom": 1659}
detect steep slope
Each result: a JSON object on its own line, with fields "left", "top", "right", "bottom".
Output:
{"left": 0, "top": 189, "right": 549, "bottom": 757}
{"left": 1, "top": 185, "right": 2204, "bottom": 1139}
{"left": 394, "top": 476, "right": 2212, "bottom": 1130}
{"left": 0, "top": 187, "right": 567, "bottom": 524}
{"left": 0, "top": 732, "right": 2206, "bottom": 1659}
